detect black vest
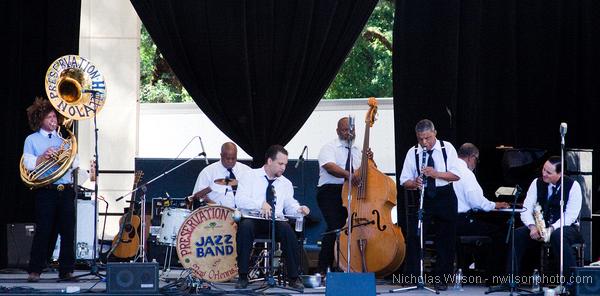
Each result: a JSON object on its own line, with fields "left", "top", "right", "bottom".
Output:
{"left": 536, "top": 176, "right": 575, "bottom": 225}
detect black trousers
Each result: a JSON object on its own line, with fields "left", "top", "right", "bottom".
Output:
{"left": 507, "top": 225, "right": 582, "bottom": 276}
{"left": 28, "top": 187, "right": 76, "bottom": 274}
{"left": 316, "top": 184, "right": 348, "bottom": 272}
{"left": 406, "top": 184, "right": 457, "bottom": 280}
{"left": 456, "top": 212, "right": 506, "bottom": 278}
{"left": 236, "top": 218, "right": 300, "bottom": 279}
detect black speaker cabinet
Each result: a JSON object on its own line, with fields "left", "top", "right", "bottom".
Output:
{"left": 107, "top": 262, "right": 159, "bottom": 294}
{"left": 326, "top": 272, "right": 376, "bottom": 296}
{"left": 573, "top": 267, "right": 600, "bottom": 296}
{"left": 0, "top": 223, "right": 35, "bottom": 268}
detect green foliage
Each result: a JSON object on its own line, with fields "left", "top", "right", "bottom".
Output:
{"left": 139, "top": 26, "right": 193, "bottom": 103}
{"left": 139, "top": 0, "right": 394, "bottom": 102}
{"left": 323, "top": 0, "right": 394, "bottom": 99}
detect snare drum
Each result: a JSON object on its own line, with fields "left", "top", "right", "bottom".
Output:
{"left": 176, "top": 205, "right": 238, "bottom": 282}
{"left": 158, "top": 208, "right": 191, "bottom": 246}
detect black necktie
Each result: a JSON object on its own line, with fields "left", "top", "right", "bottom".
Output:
{"left": 549, "top": 185, "right": 559, "bottom": 200}
{"left": 48, "top": 133, "right": 52, "bottom": 139}
{"left": 265, "top": 176, "right": 275, "bottom": 207}
{"left": 344, "top": 147, "right": 353, "bottom": 172}
{"left": 227, "top": 168, "right": 237, "bottom": 194}
{"left": 425, "top": 150, "right": 436, "bottom": 197}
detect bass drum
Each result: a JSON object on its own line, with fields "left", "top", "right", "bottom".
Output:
{"left": 176, "top": 205, "right": 238, "bottom": 282}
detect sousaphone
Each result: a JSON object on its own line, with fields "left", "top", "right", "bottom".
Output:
{"left": 20, "top": 55, "right": 106, "bottom": 188}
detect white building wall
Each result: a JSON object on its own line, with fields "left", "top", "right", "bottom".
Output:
{"left": 139, "top": 98, "right": 397, "bottom": 174}
{"left": 78, "top": 0, "right": 140, "bottom": 238}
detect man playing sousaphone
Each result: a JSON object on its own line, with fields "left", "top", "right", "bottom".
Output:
{"left": 22, "top": 97, "right": 82, "bottom": 282}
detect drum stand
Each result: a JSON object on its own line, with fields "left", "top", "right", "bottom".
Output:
{"left": 160, "top": 235, "right": 177, "bottom": 276}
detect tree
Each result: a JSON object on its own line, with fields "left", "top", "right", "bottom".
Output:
{"left": 323, "top": 0, "right": 394, "bottom": 99}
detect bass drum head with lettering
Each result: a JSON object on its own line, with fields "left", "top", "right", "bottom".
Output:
{"left": 176, "top": 205, "right": 237, "bottom": 282}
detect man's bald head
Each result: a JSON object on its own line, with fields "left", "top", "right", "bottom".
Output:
{"left": 336, "top": 117, "right": 355, "bottom": 141}
{"left": 220, "top": 142, "right": 238, "bottom": 169}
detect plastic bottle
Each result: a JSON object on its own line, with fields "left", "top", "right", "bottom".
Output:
{"left": 532, "top": 269, "right": 541, "bottom": 291}
{"left": 453, "top": 268, "right": 464, "bottom": 291}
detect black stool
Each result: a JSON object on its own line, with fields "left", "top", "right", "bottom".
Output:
{"left": 540, "top": 242, "right": 585, "bottom": 276}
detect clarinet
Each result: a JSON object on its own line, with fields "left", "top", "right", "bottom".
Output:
{"left": 419, "top": 149, "right": 428, "bottom": 195}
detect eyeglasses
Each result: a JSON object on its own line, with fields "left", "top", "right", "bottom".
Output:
{"left": 472, "top": 155, "right": 480, "bottom": 163}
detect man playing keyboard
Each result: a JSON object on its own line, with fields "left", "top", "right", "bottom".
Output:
{"left": 453, "top": 143, "right": 509, "bottom": 283}
{"left": 234, "top": 145, "right": 310, "bottom": 289}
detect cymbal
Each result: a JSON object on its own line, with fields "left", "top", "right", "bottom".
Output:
{"left": 214, "top": 178, "right": 238, "bottom": 186}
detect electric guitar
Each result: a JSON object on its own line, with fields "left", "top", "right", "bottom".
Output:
{"left": 111, "top": 171, "right": 143, "bottom": 258}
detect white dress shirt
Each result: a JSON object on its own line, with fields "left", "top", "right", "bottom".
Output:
{"left": 520, "top": 178, "right": 582, "bottom": 230}
{"left": 236, "top": 167, "right": 301, "bottom": 217}
{"left": 399, "top": 139, "right": 461, "bottom": 187}
{"left": 317, "top": 138, "right": 361, "bottom": 187}
{"left": 454, "top": 159, "right": 495, "bottom": 213}
{"left": 192, "top": 161, "right": 252, "bottom": 208}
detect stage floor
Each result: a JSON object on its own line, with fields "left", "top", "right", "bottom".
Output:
{"left": 0, "top": 269, "right": 526, "bottom": 295}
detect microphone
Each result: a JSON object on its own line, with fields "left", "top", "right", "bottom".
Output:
{"left": 198, "top": 137, "right": 209, "bottom": 164}
{"left": 233, "top": 208, "right": 242, "bottom": 222}
{"left": 348, "top": 115, "right": 355, "bottom": 132}
{"left": 294, "top": 145, "right": 308, "bottom": 169}
{"left": 560, "top": 122, "right": 567, "bottom": 136}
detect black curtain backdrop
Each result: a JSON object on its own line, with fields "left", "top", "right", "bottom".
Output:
{"left": 393, "top": 0, "right": 600, "bottom": 249}
{"left": 130, "top": 0, "right": 377, "bottom": 166}
{"left": 0, "top": 1, "right": 81, "bottom": 225}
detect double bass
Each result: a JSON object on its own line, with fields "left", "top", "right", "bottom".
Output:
{"left": 339, "top": 97, "right": 405, "bottom": 276}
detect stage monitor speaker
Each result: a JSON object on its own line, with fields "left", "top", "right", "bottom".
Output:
{"left": 325, "top": 272, "right": 376, "bottom": 296}
{"left": 107, "top": 262, "right": 159, "bottom": 294}
{"left": 0, "top": 223, "right": 35, "bottom": 269}
{"left": 573, "top": 266, "right": 600, "bottom": 296}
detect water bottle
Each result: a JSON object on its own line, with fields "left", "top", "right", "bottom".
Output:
{"left": 532, "top": 269, "right": 541, "bottom": 291}
{"left": 453, "top": 268, "right": 464, "bottom": 291}
{"left": 295, "top": 214, "right": 304, "bottom": 232}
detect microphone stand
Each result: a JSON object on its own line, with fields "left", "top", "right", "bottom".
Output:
{"left": 345, "top": 134, "right": 354, "bottom": 272}
{"left": 256, "top": 189, "right": 302, "bottom": 293}
{"left": 486, "top": 186, "right": 531, "bottom": 295}
{"left": 556, "top": 127, "right": 567, "bottom": 295}
{"left": 107, "top": 153, "right": 203, "bottom": 260}
{"left": 67, "top": 92, "right": 103, "bottom": 281}
{"left": 391, "top": 148, "right": 438, "bottom": 294}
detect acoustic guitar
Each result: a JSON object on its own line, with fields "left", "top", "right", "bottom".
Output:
{"left": 111, "top": 171, "right": 143, "bottom": 258}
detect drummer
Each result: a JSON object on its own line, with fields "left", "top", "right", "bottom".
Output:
{"left": 234, "top": 145, "right": 310, "bottom": 289}
{"left": 190, "top": 142, "right": 251, "bottom": 209}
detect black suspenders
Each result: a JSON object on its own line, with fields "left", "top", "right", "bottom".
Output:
{"left": 414, "top": 141, "right": 448, "bottom": 175}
